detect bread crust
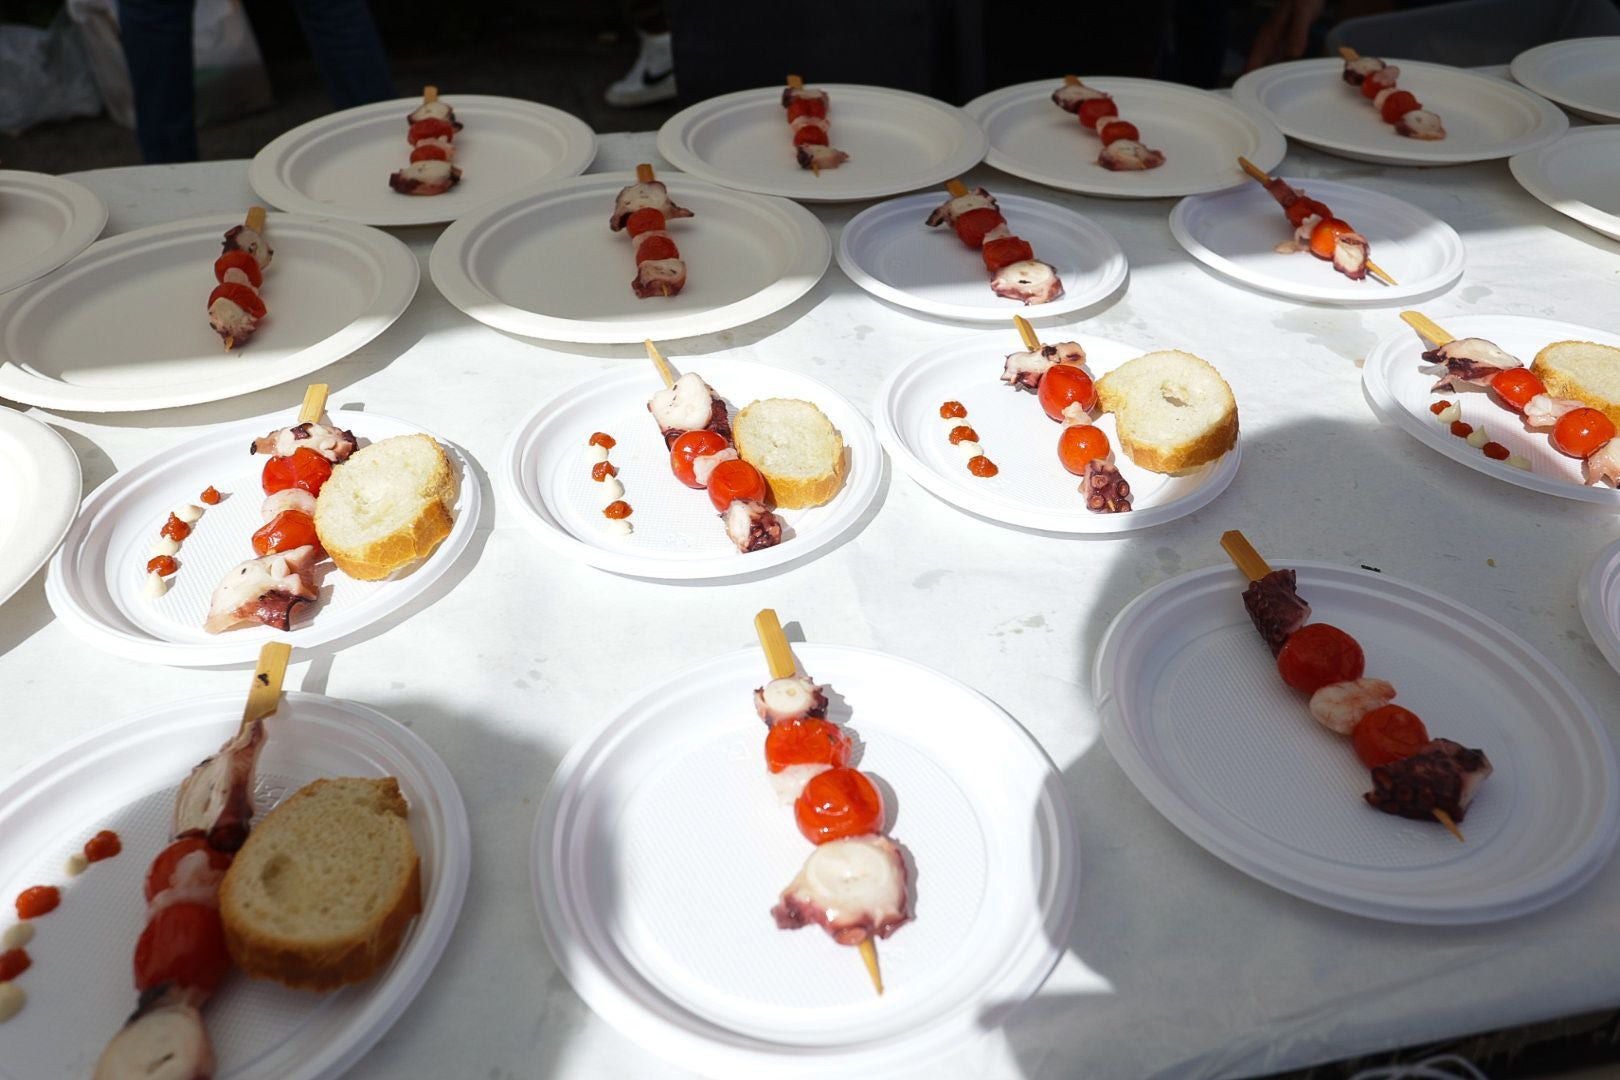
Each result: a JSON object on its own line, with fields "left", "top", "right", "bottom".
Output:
{"left": 316, "top": 435, "right": 457, "bottom": 580}
{"left": 733, "top": 398, "right": 846, "bottom": 509}
{"left": 1531, "top": 341, "right": 1620, "bottom": 429}
{"left": 1095, "top": 351, "right": 1239, "bottom": 473}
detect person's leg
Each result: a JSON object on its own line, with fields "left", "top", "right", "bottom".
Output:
{"left": 117, "top": 0, "right": 198, "bottom": 163}
{"left": 607, "top": 0, "right": 676, "bottom": 107}
{"left": 290, "top": 0, "right": 395, "bottom": 108}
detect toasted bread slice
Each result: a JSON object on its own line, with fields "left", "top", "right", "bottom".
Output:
{"left": 220, "top": 777, "right": 421, "bottom": 991}
{"left": 1531, "top": 340, "right": 1620, "bottom": 428}
{"left": 733, "top": 398, "right": 846, "bottom": 508}
{"left": 315, "top": 434, "right": 456, "bottom": 581}
{"left": 1095, "top": 350, "right": 1238, "bottom": 473}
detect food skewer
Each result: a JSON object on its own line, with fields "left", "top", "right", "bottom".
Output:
{"left": 787, "top": 75, "right": 816, "bottom": 175}
{"left": 1219, "top": 529, "right": 1469, "bottom": 841}
{"left": 1236, "top": 156, "right": 1396, "bottom": 286}
{"left": 928, "top": 181, "right": 1064, "bottom": 305}
{"left": 213, "top": 206, "right": 270, "bottom": 352}
{"left": 391, "top": 86, "right": 462, "bottom": 196}
{"left": 611, "top": 163, "right": 689, "bottom": 298}
{"left": 1338, "top": 46, "right": 1444, "bottom": 140}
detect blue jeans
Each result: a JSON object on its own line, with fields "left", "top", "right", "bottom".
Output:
{"left": 118, "top": 0, "right": 395, "bottom": 163}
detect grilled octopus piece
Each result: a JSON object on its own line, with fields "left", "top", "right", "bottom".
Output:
{"left": 781, "top": 85, "right": 829, "bottom": 109}
{"left": 203, "top": 545, "right": 319, "bottom": 634}
{"left": 755, "top": 675, "right": 829, "bottom": 725}
{"left": 1396, "top": 109, "right": 1446, "bottom": 140}
{"left": 251, "top": 421, "right": 357, "bottom": 462}
{"left": 171, "top": 715, "right": 268, "bottom": 854}
{"left": 1242, "top": 568, "right": 1311, "bottom": 656}
{"left": 772, "top": 834, "right": 909, "bottom": 945}
{"left": 94, "top": 989, "right": 214, "bottom": 1080}
{"left": 991, "top": 259, "right": 1065, "bottom": 305}
{"left": 1330, "top": 230, "right": 1370, "bottom": 281}
{"left": 221, "top": 224, "right": 272, "bottom": 269}
{"left": 1098, "top": 139, "right": 1166, "bottom": 171}
{"left": 1001, "top": 342, "right": 1087, "bottom": 390}
{"left": 1263, "top": 177, "right": 1302, "bottom": 209}
{"left": 722, "top": 498, "right": 783, "bottom": 553}
{"left": 1081, "top": 459, "right": 1132, "bottom": 513}
{"left": 1364, "top": 738, "right": 1493, "bottom": 823}
{"left": 1584, "top": 439, "right": 1620, "bottom": 486}
{"left": 1051, "top": 80, "right": 1109, "bottom": 112}
{"left": 389, "top": 160, "right": 461, "bottom": 196}
{"left": 796, "top": 144, "right": 850, "bottom": 171}
{"left": 633, "top": 258, "right": 686, "bottom": 298}
{"left": 407, "top": 99, "right": 461, "bottom": 128}
{"left": 925, "top": 187, "right": 997, "bottom": 228}
{"left": 1342, "top": 56, "right": 1387, "bottom": 84}
{"left": 648, "top": 371, "right": 731, "bottom": 446}
{"left": 1422, "top": 337, "right": 1523, "bottom": 392}
{"left": 609, "top": 180, "right": 694, "bottom": 231}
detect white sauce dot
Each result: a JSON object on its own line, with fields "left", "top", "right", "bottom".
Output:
{"left": 1507, "top": 454, "right": 1532, "bottom": 471}
{"left": 64, "top": 852, "right": 88, "bottom": 877}
{"left": 144, "top": 571, "right": 169, "bottom": 598}
{"left": 605, "top": 518, "right": 632, "bottom": 535}
{"left": 599, "top": 477, "right": 626, "bottom": 503}
{"left": 172, "top": 504, "right": 204, "bottom": 524}
{"left": 0, "top": 983, "right": 23, "bottom": 1023}
{"left": 148, "top": 538, "right": 181, "bottom": 558}
{"left": 0, "top": 923, "right": 31, "bottom": 950}
{"left": 586, "top": 443, "right": 610, "bottom": 463}
{"left": 1465, "top": 429, "right": 1489, "bottom": 449}
{"left": 1437, "top": 403, "right": 1461, "bottom": 424}
{"left": 956, "top": 440, "right": 983, "bottom": 460}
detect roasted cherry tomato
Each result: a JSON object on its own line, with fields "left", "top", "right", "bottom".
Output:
{"left": 765, "top": 717, "right": 853, "bottom": 773}
{"left": 786, "top": 97, "right": 827, "bottom": 122}
{"left": 1379, "top": 90, "right": 1420, "bottom": 124}
{"left": 792, "top": 125, "right": 829, "bottom": 146}
{"left": 634, "top": 235, "right": 680, "bottom": 264}
{"left": 1037, "top": 364, "right": 1097, "bottom": 422}
{"left": 669, "top": 429, "right": 730, "bottom": 488}
{"left": 134, "top": 903, "right": 231, "bottom": 995}
{"left": 1308, "top": 218, "right": 1354, "bottom": 260}
{"left": 260, "top": 446, "right": 333, "bottom": 497}
{"left": 706, "top": 458, "right": 767, "bottom": 511}
{"left": 410, "top": 143, "right": 449, "bottom": 163}
{"left": 1352, "top": 704, "right": 1430, "bottom": 767}
{"left": 624, "top": 208, "right": 666, "bottom": 237}
{"left": 15, "top": 885, "right": 59, "bottom": 919}
{"left": 1097, "top": 120, "right": 1140, "bottom": 146}
{"left": 1078, "top": 98, "right": 1118, "bottom": 128}
{"left": 1361, "top": 76, "right": 1384, "bottom": 99}
{"left": 1551, "top": 407, "right": 1617, "bottom": 458}
{"left": 213, "top": 250, "right": 262, "bottom": 288}
{"left": 1057, "top": 424, "right": 1110, "bottom": 474}
{"left": 794, "top": 767, "right": 884, "bottom": 844}
{"left": 407, "top": 117, "right": 456, "bottom": 144}
{"left": 1276, "top": 623, "right": 1365, "bottom": 694}
{"left": 251, "top": 510, "right": 320, "bottom": 556}
{"left": 1285, "top": 197, "right": 1331, "bottom": 228}
{"left": 952, "top": 207, "right": 1005, "bottom": 249}
{"left": 1488, "top": 368, "right": 1546, "bottom": 412}
{"left": 144, "top": 837, "right": 232, "bottom": 903}
{"left": 207, "top": 282, "right": 266, "bottom": 318}
{"left": 982, "top": 236, "right": 1034, "bottom": 272}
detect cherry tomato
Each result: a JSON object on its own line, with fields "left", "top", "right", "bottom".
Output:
{"left": 0, "top": 948, "right": 28, "bottom": 982}
{"left": 1378, "top": 90, "right": 1419, "bottom": 124}
{"left": 765, "top": 717, "right": 852, "bottom": 773}
{"left": 407, "top": 118, "right": 456, "bottom": 144}
{"left": 952, "top": 207, "right": 1005, "bottom": 249}
{"left": 1078, "top": 98, "right": 1118, "bottom": 128}
{"left": 213, "top": 250, "right": 262, "bottom": 288}
{"left": 1308, "top": 218, "right": 1354, "bottom": 260}
{"left": 786, "top": 97, "right": 827, "bottom": 122}
{"left": 251, "top": 510, "right": 320, "bottom": 556}
{"left": 1285, "top": 197, "right": 1331, "bottom": 228}
{"left": 1057, "top": 425, "right": 1110, "bottom": 474}
{"left": 15, "top": 885, "right": 59, "bottom": 919}
{"left": 1352, "top": 704, "right": 1430, "bottom": 767}
{"left": 207, "top": 282, "right": 266, "bottom": 318}
{"left": 144, "top": 837, "right": 232, "bottom": 903}
{"left": 1361, "top": 76, "right": 1384, "bottom": 100}
{"left": 1551, "top": 407, "right": 1617, "bottom": 458}
{"left": 794, "top": 767, "right": 884, "bottom": 844}
{"left": 634, "top": 235, "right": 680, "bottom": 264}
{"left": 669, "top": 429, "right": 730, "bottom": 488}
{"left": 410, "top": 143, "right": 449, "bottom": 163}
{"left": 625, "top": 208, "right": 666, "bottom": 237}
{"left": 1276, "top": 623, "right": 1365, "bottom": 693}
{"left": 260, "top": 446, "right": 333, "bottom": 497}
{"left": 1488, "top": 368, "right": 1545, "bottom": 412}
{"left": 1037, "top": 364, "right": 1097, "bottom": 422}
{"left": 982, "top": 236, "right": 1034, "bottom": 272}
{"left": 1097, "top": 120, "right": 1139, "bottom": 146}
{"left": 792, "top": 125, "right": 829, "bottom": 146}
{"left": 134, "top": 903, "right": 231, "bottom": 995}
{"left": 706, "top": 458, "right": 768, "bottom": 511}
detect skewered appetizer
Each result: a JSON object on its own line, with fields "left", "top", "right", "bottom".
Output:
{"left": 783, "top": 75, "right": 849, "bottom": 173}
{"left": 611, "top": 164, "right": 693, "bottom": 299}
{"left": 926, "top": 180, "right": 1064, "bottom": 306}
{"left": 390, "top": 85, "right": 463, "bottom": 196}
{"left": 1238, "top": 158, "right": 1390, "bottom": 285}
{"left": 1224, "top": 532, "right": 1493, "bottom": 835}
{"left": 209, "top": 207, "right": 271, "bottom": 350}
{"left": 1340, "top": 49, "right": 1445, "bottom": 141}
{"left": 1051, "top": 75, "right": 1165, "bottom": 171}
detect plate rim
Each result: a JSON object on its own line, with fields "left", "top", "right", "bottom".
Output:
{"left": 1510, "top": 37, "right": 1620, "bottom": 123}
{"left": 1578, "top": 537, "right": 1620, "bottom": 677}
{"left": 1509, "top": 127, "right": 1620, "bottom": 244}
{"left": 0, "top": 408, "right": 81, "bottom": 607}
{"left": 0, "top": 169, "right": 109, "bottom": 296}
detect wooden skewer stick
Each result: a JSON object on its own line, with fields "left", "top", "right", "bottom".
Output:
{"left": 423, "top": 84, "right": 438, "bottom": 104}
{"left": 944, "top": 178, "right": 969, "bottom": 199}
{"left": 1339, "top": 46, "right": 1360, "bottom": 62}
{"left": 753, "top": 608, "right": 884, "bottom": 996}
{"left": 297, "top": 383, "right": 329, "bottom": 426}
{"left": 242, "top": 641, "right": 292, "bottom": 731}
{"left": 786, "top": 74, "right": 804, "bottom": 90}
{"left": 644, "top": 339, "right": 676, "bottom": 389}
{"left": 1063, "top": 74, "right": 1081, "bottom": 86}
{"left": 1399, "top": 310, "right": 1454, "bottom": 347}
{"left": 635, "top": 162, "right": 655, "bottom": 184}
{"left": 1234, "top": 157, "right": 1398, "bottom": 286}
{"left": 1013, "top": 314, "right": 1041, "bottom": 352}
{"left": 1218, "top": 530, "right": 1465, "bottom": 841}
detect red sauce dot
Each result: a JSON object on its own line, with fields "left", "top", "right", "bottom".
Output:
{"left": 948, "top": 425, "right": 979, "bottom": 445}
{"left": 146, "top": 555, "right": 178, "bottom": 576}
{"left": 1482, "top": 442, "right": 1510, "bottom": 460}
{"left": 588, "top": 432, "right": 617, "bottom": 449}
{"left": 603, "top": 500, "right": 633, "bottom": 519}
{"left": 159, "top": 515, "right": 191, "bottom": 542}
{"left": 939, "top": 401, "right": 967, "bottom": 419}
{"left": 1449, "top": 421, "right": 1473, "bottom": 438}
{"left": 84, "top": 830, "right": 122, "bottom": 863}
{"left": 1429, "top": 401, "right": 1451, "bottom": 416}
{"left": 199, "top": 486, "right": 221, "bottom": 505}
{"left": 15, "top": 886, "right": 59, "bottom": 920}
{"left": 0, "top": 948, "right": 29, "bottom": 982}
{"left": 591, "top": 461, "right": 619, "bottom": 481}
{"left": 967, "top": 455, "right": 999, "bottom": 477}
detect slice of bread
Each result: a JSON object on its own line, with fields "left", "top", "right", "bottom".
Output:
{"left": 1095, "top": 350, "right": 1238, "bottom": 473}
{"left": 220, "top": 777, "right": 421, "bottom": 991}
{"left": 733, "top": 398, "right": 846, "bottom": 508}
{"left": 315, "top": 434, "right": 457, "bottom": 580}
{"left": 1531, "top": 340, "right": 1620, "bottom": 428}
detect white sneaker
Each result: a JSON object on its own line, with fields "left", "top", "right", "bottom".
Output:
{"left": 605, "top": 31, "right": 677, "bottom": 107}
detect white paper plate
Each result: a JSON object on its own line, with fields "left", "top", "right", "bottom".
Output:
{"left": 0, "top": 690, "right": 469, "bottom": 1080}
{"left": 534, "top": 643, "right": 1077, "bottom": 1079}
{"left": 1510, "top": 127, "right": 1620, "bottom": 244}
{"left": 965, "top": 77, "right": 1286, "bottom": 199}
{"left": 836, "top": 192, "right": 1127, "bottom": 321}
{"left": 656, "top": 84, "right": 987, "bottom": 203}
{"left": 875, "top": 331, "right": 1240, "bottom": 533}
{"left": 1232, "top": 58, "right": 1568, "bottom": 166}
{"left": 1095, "top": 560, "right": 1620, "bottom": 923}
{"left": 0, "top": 170, "right": 107, "bottom": 295}
{"left": 430, "top": 173, "right": 830, "bottom": 345}
{"left": 0, "top": 213, "right": 417, "bottom": 413}
{"left": 500, "top": 358, "right": 880, "bottom": 580}
{"left": 250, "top": 94, "right": 597, "bottom": 227}
{"left": 1511, "top": 38, "right": 1620, "bottom": 123}
{"left": 1579, "top": 538, "right": 1620, "bottom": 677}
{"left": 46, "top": 408, "right": 481, "bottom": 666}
{"left": 1169, "top": 178, "right": 1464, "bottom": 304}
{"left": 1362, "top": 313, "right": 1620, "bottom": 505}
{"left": 0, "top": 408, "right": 81, "bottom": 606}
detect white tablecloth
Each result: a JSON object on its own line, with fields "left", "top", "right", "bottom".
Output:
{"left": 3, "top": 128, "right": 1618, "bottom": 1079}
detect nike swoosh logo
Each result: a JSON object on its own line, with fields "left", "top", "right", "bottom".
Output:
{"left": 642, "top": 66, "right": 673, "bottom": 86}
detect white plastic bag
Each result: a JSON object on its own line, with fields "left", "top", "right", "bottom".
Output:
{"left": 0, "top": 10, "right": 103, "bottom": 136}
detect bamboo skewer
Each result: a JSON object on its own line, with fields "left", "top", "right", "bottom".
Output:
{"left": 222, "top": 206, "right": 269, "bottom": 351}
{"left": 1013, "top": 314, "right": 1041, "bottom": 352}
{"left": 1218, "top": 530, "right": 1465, "bottom": 842}
{"left": 1339, "top": 46, "right": 1361, "bottom": 62}
{"left": 753, "top": 608, "right": 884, "bottom": 996}
{"left": 944, "top": 178, "right": 969, "bottom": 199}
{"left": 423, "top": 84, "right": 438, "bottom": 104}
{"left": 1234, "top": 157, "right": 1397, "bottom": 287}
{"left": 1399, "top": 310, "right": 1454, "bottom": 347}
{"left": 241, "top": 641, "right": 292, "bottom": 731}
{"left": 1063, "top": 74, "right": 1081, "bottom": 86}
{"left": 644, "top": 339, "right": 676, "bottom": 389}
{"left": 297, "top": 383, "right": 329, "bottom": 426}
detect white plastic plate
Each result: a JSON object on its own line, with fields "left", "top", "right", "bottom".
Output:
{"left": 1511, "top": 37, "right": 1620, "bottom": 123}
{"left": 0, "top": 408, "right": 80, "bottom": 606}
{"left": 533, "top": 643, "right": 1077, "bottom": 1079}
{"left": 0, "top": 169, "right": 107, "bottom": 295}
{"left": 1579, "top": 538, "right": 1620, "bottom": 677}
{"left": 1169, "top": 177, "right": 1464, "bottom": 304}
{"left": 1362, "top": 313, "right": 1620, "bottom": 505}
{"left": 500, "top": 357, "right": 880, "bottom": 580}
{"left": 45, "top": 408, "right": 481, "bottom": 666}
{"left": 656, "top": 84, "right": 987, "bottom": 203}
{"left": 430, "top": 173, "right": 830, "bottom": 345}
{"left": 0, "top": 691, "right": 470, "bottom": 1080}
{"left": 1232, "top": 58, "right": 1568, "bottom": 166}
{"left": 1510, "top": 127, "right": 1620, "bottom": 244}
{"left": 0, "top": 213, "right": 417, "bottom": 413}
{"left": 836, "top": 192, "right": 1127, "bottom": 321}
{"left": 964, "top": 77, "right": 1286, "bottom": 199}
{"left": 250, "top": 94, "right": 596, "bottom": 227}
{"left": 1095, "top": 560, "right": 1619, "bottom": 923}
{"left": 875, "top": 331, "right": 1240, "bottom": 533}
